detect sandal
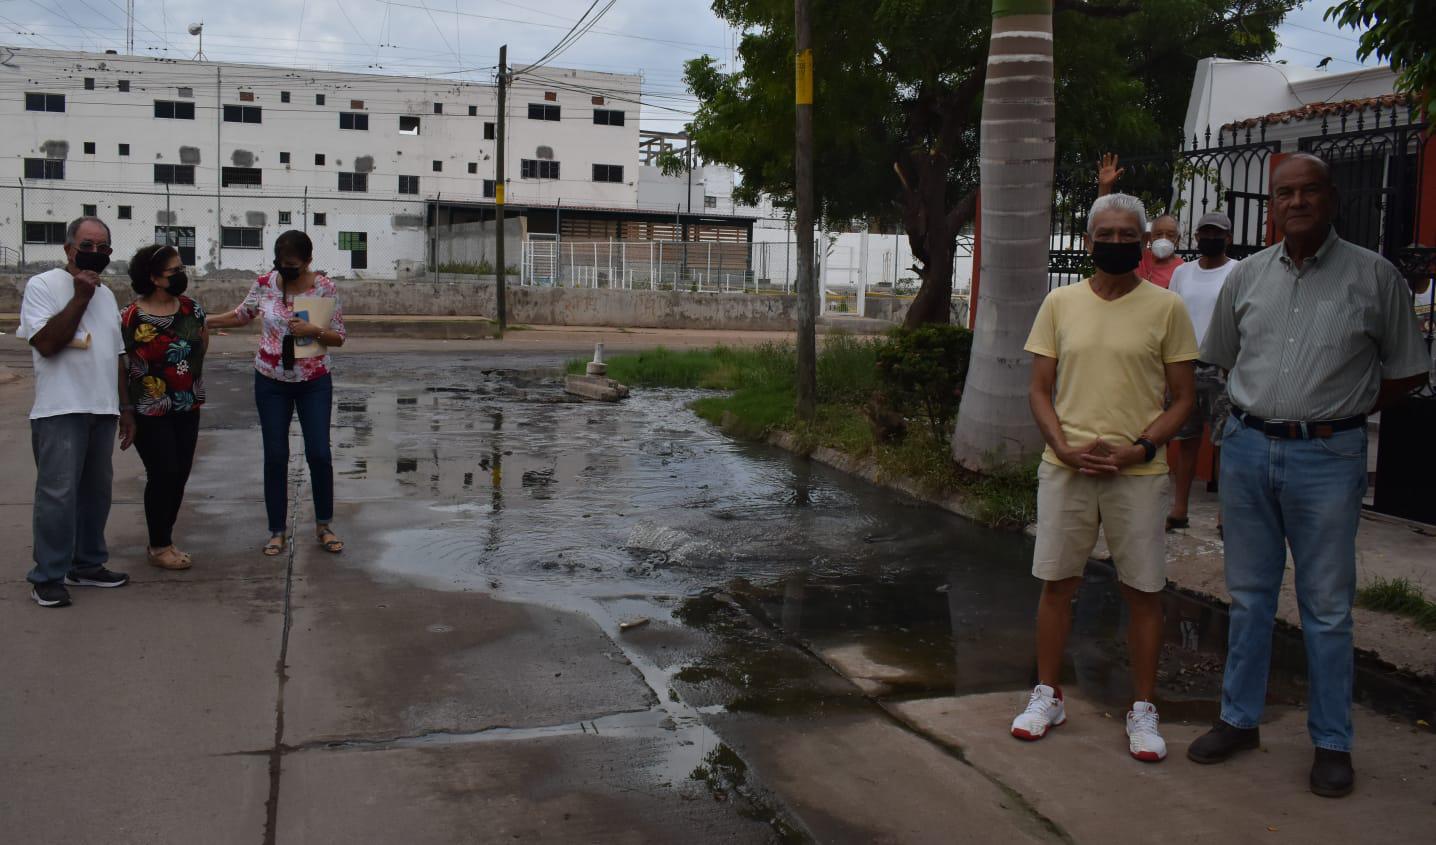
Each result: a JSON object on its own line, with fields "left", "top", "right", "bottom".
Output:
{"left": 147, "top": 545, "right": 193, "bottom": 571}
{"left": 317, "top": 525, "right": 345, "bottom": 554}
{"left": 263, "top": 534, "right": 287, "bottom": 557}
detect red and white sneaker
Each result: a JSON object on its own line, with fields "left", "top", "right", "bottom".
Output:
{"left": 1126, "top": 701, "right": 1168, "bottom": 762}
{"left": 1011, "top": 684, "right": 1065, "bottom": 741}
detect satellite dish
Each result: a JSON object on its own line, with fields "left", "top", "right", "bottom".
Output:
{"left": 187, "top": 23, "right": 203, "bottom": 35}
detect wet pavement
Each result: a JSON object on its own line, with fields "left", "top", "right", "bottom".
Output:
{"left": 2, "top": 346, "right": 1434, "bottom": 843}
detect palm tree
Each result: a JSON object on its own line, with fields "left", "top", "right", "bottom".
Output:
{"left": 950, "top": 0, "right": 1054, "bottom": 470}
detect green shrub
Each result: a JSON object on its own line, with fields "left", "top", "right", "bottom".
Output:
{"left": 817, "top": 332, "right": 881, "bottom": 406}
{"left": 875, "top": 324, "right": 973, "bottom": 439}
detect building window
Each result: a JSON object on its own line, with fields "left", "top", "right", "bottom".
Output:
{"left": 224, "top": 105, "right": 262, "bottom": 123}
{"left": 281, "top": 91, "right": 291, "bottom": 103}
{"left": 399, "top": 116, "right": 421, "bottom": 135}
{"left": 154, "top": 100, "right": 196, "bottom": 119}
{"left": 338, "top": 172, "right": 368, "bottom": 192}
{"left": 23, "top": 158, "right": 65, "bottom": 180}
{"left": 483, "top": 179, "right": 496, "bottom": 198}
{"left": 705, "top": 196, "right": 718, "bottom": 209}
{"left": 593, "top": 109, "right": 625, "bottom": 126}
{"left": 118, "top": 206, "right": 132, "bottom": 220}
{"left": 484, "top": 122, "right": 495, "bottom": 140}
{"left": 118, "top": 80, "right": 130, "bottom": 92}
{"left": 279, "top": 151, "right": 290, "bottom": 164}
{"left": 433, "top": 102, "right": 443, "bottom": 114}
{"left": 313, "top": 212, "right": 327, "bottom": 226}
{"left": 593, "top": 164, "right": 624, "bottom": 183}
{"left": 25, "top": 93, "right": 65, "bottom": 112}
{"left": 84, "top": 77, "right": 95, "bottom": 90}
{"left": 84, "top": 204, "right": 98, "bottom": 217}
{"left": 154, "top": 163, "right": 196, "bottom": 185}
{"left": 432, "top": 160, "right": 442, "bottom": 172}
{"left": 221, "top": 227, "right": 264, "bottom": 249}
{"left": 84, "top": 141, "right": 96, "bottom": 155}
{"left": 339, "top": 231, "right": 368, "bottom": 270}
{"left": 316, "top": 94, "right": 326, "bottom": 106}
{"left": 279, "top": 211, "right": 291, "bottom": 225}
{"left": 527, "top": 103, "right": 560, "bottom": 121}
{"left": 339, "top": 112, "right": 369, "bottom": 130}
{"left": 24, "top": 221, "right": 67, "bottom": 244}
{"left": 467, "top": 162, "right": 477, "bottom": 174}
{"left": 315, "top": 153, "right": 326, "bottom": 166}
{"left": 222, "top": 166, "right": 262, "bottom": 187}
{"left": 398, "top": 175, "right": 419, "bottom": 195}
{"left": 468, "top": 105, "right": 477, "bottom": 117}
{"left": 118, "top": 143, "right": 130, "bottom": 156}
{"left": 520, "top": 159, "right": 560, "bottom": 180}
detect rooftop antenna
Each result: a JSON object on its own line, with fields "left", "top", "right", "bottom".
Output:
{"left": 188, "top": 22, "right": 206, "bottom": 61}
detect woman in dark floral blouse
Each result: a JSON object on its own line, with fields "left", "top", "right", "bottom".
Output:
{"left": 122, "top": 244, "right": 207, "bottom": 571}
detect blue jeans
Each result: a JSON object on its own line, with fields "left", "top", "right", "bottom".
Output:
{"left": 1217, "top": 414, "right": 1366, "bottom": 752}
{"left": 29, "top": 414, "right": 116, "bottom": 584}
{"left": 254, "top": 372, "right": 334, "bottom": 535}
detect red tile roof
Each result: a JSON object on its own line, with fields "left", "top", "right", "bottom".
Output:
{"left": 1222, "top": 92, "right": 1413, "bottom": 131}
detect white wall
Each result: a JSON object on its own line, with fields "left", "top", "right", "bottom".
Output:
{"left": 1183, "top": 58, "right": 1398, "bottom": 143}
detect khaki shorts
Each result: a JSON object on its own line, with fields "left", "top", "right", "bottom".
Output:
{"left": 1032, "top": 461, "right": 1170, "bottom": 593}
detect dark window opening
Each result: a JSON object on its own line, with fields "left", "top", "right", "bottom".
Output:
{"left": 24, "top": 158, "right": 65, "bottom": 180}
{"left": 25, "top": 93, "right": 65, "bottom": 112}
{"left": 593, "top": 109, "right": 625, "bottom": 126}
{"left": 222, "top": 166, "right": 262, "bottom": 187}
{"left": 83, "top": 141, "right": 96, "bottom": 155}
{"left": 520, "top": 159, "right": 560, "bottom": 180}
{"left": 398, "top": 175, "right": 419, "bottom": 195}
{"left": 221, "top": 227, "right": 264, "bottom": 249}
{"left": 339, "top": 112, "right": 369, "bottom": 130}
{"left": 483, "top": 179, "right": 496, "bottom": 198}
{"left": 468, "top": 105, "right": 477, "bottom": 117}
{"left": 279, "top": 151, "right": 291, "bottom": 164}
{"left": 24, "top": 221, "right": 66, "bottom": 244}
{"left": 433, "top": 102, "right": 442, "bottom": 114}
{"left": 313, "top": 212, "right": 328, "bottom": 226}
{"left": 84, "top": 78, "right": 95, "bottom": 90}
{"left": 83, "top": 204, "right": 97, "bottom": 217}
{"left": 338, "top": 172, "right": 368, "bottom": 192}
{"left": 118, "top": 143, "right": 130, "bottom": 156}
{"left": 315, "top": 153, "right": 326, "bottom": 166}
{"left": 593, "top": 164, "right": 623, "bottom": 183}
{"left": 399, "top": 115, "right": 421, "bottom": 135}
{"left": 527, "top": 103, "right": 560, "bottom": 121}
{"left": 153, "top": 163, "right": 196, "bottom": 185}
{"left": 223, "top": 105, "right": 262, "bottom": 123}
{"left": 281, "top": 91, "right": 291, "bottom": 103}
{"left": 279, "top": 211, "right": 291, "bottom": 225}
{"left": 316, "top": 94, "right": 326, "bottom": 106}
{"left": 484, "top": 122, "right": 495, "bottom": 140}
{"left": 118, "top": 80, "right": 130, "bottom": 93}
{"left": 154, "top": 100, "right": 196, "bottom": 119}
{"left": 432, "top": 160, "right": 442, "bottom": 172}
{"left": 467, "top": 162, "right": 477, "bottom": 174}
{"left": 118, "top": 206, "right": 132, "bottom": 220}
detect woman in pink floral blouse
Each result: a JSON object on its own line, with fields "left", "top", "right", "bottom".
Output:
{"left": 207, "top": 230, "right": 346, "bottom": 556}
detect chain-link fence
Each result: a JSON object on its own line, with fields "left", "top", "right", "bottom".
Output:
{"left": 0, "top": 182, "right": 428, "bottom": 281}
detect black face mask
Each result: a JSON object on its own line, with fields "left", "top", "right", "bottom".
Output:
{"left": 1090, "top": 240, "right": 1143, "bottom": 276}
{"left": 164, "top": 271, "right": 189, "bottom": 296}
{"left": 1197, "top": 237, "right": 1228, "bottom": 258}
{"left": 75, "top": 251, "right": 110, "bottom": 273}
{"left": 276, "top": 265, "right": 302, "bottom": 282}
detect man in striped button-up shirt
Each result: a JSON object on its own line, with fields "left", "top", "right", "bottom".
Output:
{"left": 1188, "top": 153, "right": 1431, "bottom": 798}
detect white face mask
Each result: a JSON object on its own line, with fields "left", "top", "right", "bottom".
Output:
{"left": 1150, "top": 238, "right": 1176, "bottom": 260}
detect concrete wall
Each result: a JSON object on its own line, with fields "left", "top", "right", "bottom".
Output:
{"left": 431, "top": 218, "right": 524, "bottom": 271}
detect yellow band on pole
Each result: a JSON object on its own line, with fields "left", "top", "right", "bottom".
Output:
{"left": 795, "top": 49, "right": 814, "bottom": 105}
{"left": 495, "top": 183, "right": 505, "bottom": 205}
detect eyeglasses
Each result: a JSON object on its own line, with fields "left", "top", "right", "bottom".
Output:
{"left": 76, "top": 240, "right": 114, "bottom": 255}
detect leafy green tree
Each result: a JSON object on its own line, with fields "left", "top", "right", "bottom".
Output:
{"left": 680, "top": 0, "right": 1298, "bottom": 325}
{"left": 1326, "top": 1, "right": 1435, "bottom": 123}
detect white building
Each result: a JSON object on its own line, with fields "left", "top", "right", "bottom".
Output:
{"left": 1, "top": 46, "right": 752, "bottom": 278}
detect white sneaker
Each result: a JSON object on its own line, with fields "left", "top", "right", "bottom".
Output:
{"left": 1126, "top": 701, "right": 1167, "bottom": 762}
{"left": 1011, "top": 684, "right": 1066, "bottom": 741}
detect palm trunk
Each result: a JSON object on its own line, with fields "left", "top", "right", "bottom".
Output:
{"left": 950, "top": 0, "right": 1054, "bottom": 470}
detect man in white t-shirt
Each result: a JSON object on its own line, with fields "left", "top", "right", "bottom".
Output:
{"left": 16, "top": 217, "right": 135, "bottom": 608}
{"left": 1165, "top": 211, "right": 1239, "bottom": 532}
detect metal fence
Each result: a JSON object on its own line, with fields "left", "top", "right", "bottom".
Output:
{"left": 519, "top": 238, "right": 801, "bottom": 293}
{"left": 0, "top": 183, "right": 429, "bottom": 280}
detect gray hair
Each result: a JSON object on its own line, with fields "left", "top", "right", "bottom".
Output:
{"left": 1086, "top": 193, "right": 1148, "bottom": 235}
{"left": 65, "top": 216, "right": 112, "bottom": 246}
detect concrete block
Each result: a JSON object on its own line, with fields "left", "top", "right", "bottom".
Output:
{"left": 564, "top": 374, "right": 629, "bottom": 402}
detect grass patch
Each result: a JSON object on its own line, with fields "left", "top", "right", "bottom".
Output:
{"left": 1356, "top": 577, "right": 1436, "bottom": 630}
{"left": 587, "top": 339, "right": 1040, "bottom": 529}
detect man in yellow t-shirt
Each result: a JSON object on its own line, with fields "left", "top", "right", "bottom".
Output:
{"left": 1008, "top": 193, "right": 1198, "bottom": 765}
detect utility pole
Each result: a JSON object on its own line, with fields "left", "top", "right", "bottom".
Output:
{"left": 494, "top": 45, "right": 508, "bottom": 332}
{"left": 793, "top": 0, "right": 816, "bottom": 421}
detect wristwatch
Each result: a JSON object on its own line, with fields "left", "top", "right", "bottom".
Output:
{"left": 1134, "top": 437, "right": 1157, "bottom": 463}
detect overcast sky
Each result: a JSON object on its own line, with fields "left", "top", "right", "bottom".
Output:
{"left": 1, "top": 1, "right": 1382, "bottom": 132}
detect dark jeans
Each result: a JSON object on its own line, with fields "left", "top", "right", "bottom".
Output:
{"left": 29, "top": 414, "right": 115, "bottom": 585}
{"left": 255, "top": 372, "right": 333, "bottom": 535}
{"left": 133, "top": 411, "right": 201, "bottom": 548}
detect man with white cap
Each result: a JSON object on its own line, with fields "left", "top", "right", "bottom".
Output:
{"left": 1165, "top": 211, "right": 1239, "bottom": 532}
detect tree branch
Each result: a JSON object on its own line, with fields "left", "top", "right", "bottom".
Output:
{"left": 944, "top": 188, "right": 979, "bottom": 234}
